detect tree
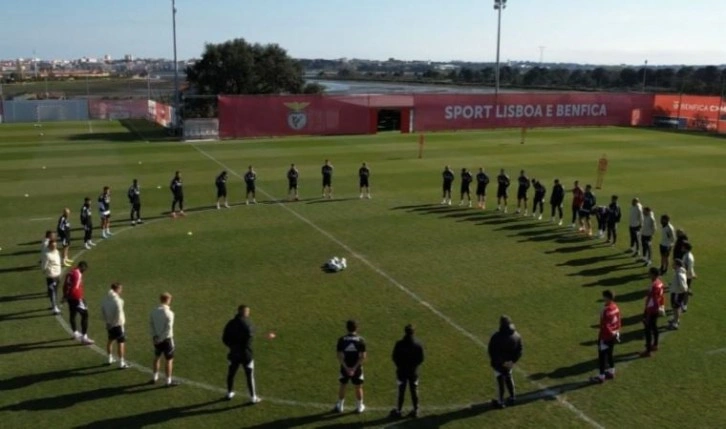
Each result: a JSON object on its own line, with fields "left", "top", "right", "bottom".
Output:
{"left": 618, "top": 68, "right": 639, "bottom": 87}
{"left": 185, "top": 38, "right": 317, "bottom": 117}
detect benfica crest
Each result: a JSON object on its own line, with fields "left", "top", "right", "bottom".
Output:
{"left": 284, "top": 102, "right": 310, "bottom": 130}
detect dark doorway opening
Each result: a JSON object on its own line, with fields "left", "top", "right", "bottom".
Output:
{"left": 377, "top": 109, "right": 402, "bottom": 132}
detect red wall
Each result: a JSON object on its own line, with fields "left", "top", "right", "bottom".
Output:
{"left": 653, "top": 94, "right": 725, "bottom": 131}
{"left": 218, "top": 93, "right": 656, "bottom": 139}
{"left": 219, "top": 95, "right": 372, "bottom": 139}
{"left": 88, "top": 99, "right": 148, "bottom": 120}
{"left": 412, "top": 93, "right": 654, "bottom": 132}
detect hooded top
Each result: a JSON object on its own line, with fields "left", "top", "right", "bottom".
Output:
{"left": 488, "top": 316, "right": 523, "bottom": 367}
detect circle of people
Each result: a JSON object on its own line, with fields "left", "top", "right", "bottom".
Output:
{"left": 34, "top": 161, "right": 696, "bottom": 417}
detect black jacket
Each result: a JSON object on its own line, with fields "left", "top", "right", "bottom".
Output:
{"left": 488, "top": 325, "right": 523, "bottom": 367}
{"left": 392, "top": 335, "right": 424, "bottom": 373}
{"left": 222, "top": 316, "right": 254, "bottom": 361}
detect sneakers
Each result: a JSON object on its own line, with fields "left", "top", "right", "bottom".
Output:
{"left": 224, "top": 204, "right": 230, "bottom": 208}
{"left": 216, "top": 204, "right": 221, "bottom": 210}
{"left": 506, "top": 397, "right": 516, "bottom": 406}
{"left": 360, "top": 194, "right": 364, "bottom": 199}
{"left": 108, "top": 355, "right": 116, "bottom": 365}
{"left": 407, "top": 409, "right": 419, "bottom": 418}
{"left": 171, "top": 212, "right": 177, "bottom": 218}
{"left": 119, "top": 362, "right": 129, "bottom": 369}
{"left": 84, "top": 243, "right": 92, "bottom": 250}
{"left": 366, "top": 194, "right": 371, "bottom": 199}
{"left": 106, "top": 230, "right": 113, "bottom": 236}
{"left": 72, "top": 331, "right": 82, "bottom": 341}
{"left": 558, "top": 220, "right": 563, "bottom": 226}
{"left": 225, "top": 391, "right": 235, "bottom": 401}
{"left": 589, "top": 375, "right": 605, "bottom": 384}
{"left": 389, "top": 409, "right": 402, "bottom": 418}
{"left": 250, "top": 396, "right": 262, "bottom": 404}
{"left": 179, "top": 211, "right": 186, "bottom": 217}
{"left": 515, "top": 209, "right": 521, "bottom": 214}
{"left": 52, "top": 306, "right": 60, "bottom": 315}
{"left": 132, "top": 220, "right": 137, "bottom": 225}
{"left": 605, "top": 372, "right": 615, "bottom": 380}
{"left": 137, "top": 219, "right": 144, "bottom": 224}
{"left": 537, "top": 214, "right": 543, "bottom": 220}
{"left": 101, "top": 232, "right": 108, "bottom": 239}
{"left": 503, "top": 207, "right": 508, "bottom": 213}
{"left": 491, "top": 399, "right": 506, "bottom": 409}
{"left": 81, "top": 337, "right": 95, "bottom": 345}
{"left": 333, "top": 403, "right": 344, "bottom": 413}
{"left": 89, "top": 241, "right": 97, "bottom": 247}
{"left": 441, "top": 200, "right": 446, "bottom": 205}
{"left": 639, "top": 350, "right": 652, "bottom": 358}
{"left": 355, "top": 404, "right": 366, "bottom": 414}
{"left": 468, "top": 201, "right": 472, "bottom": 208}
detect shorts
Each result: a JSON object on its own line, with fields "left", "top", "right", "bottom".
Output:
{"left": 442, "top": 182, "right": 452, "bottom": 192}
{"left": 491, "top": 364, "right": 513, "bottom": 377}
{"left": 359, "top": 178, "right": 369, "bottom": 188}
{"left": 517, "top": 189, "right": 527, "bottom": 200}
{"left": 460, "top": 185, "right": 470, "bottom": 194}
{"left": 659, "top": 245, "right": 672, "bottom": 257}
{"left": 216, "top": 185, "right": 227, "bottom": 198}
{"left": 246, "top": 184, "right": 256, "bottom": 193}
{"left": 670, "top": 292, "right": 686, "bottom": 309}
{"left": 59, "top": 234, "right": 70, "bottom": 248}
{"left": 154, "top": 338, "right": 175, "bottom": 359}
{"left": 322, "top": 177, "right": 332, "bottom": 187}
{"left": 99, "top": 210, "right": 111, "bottom": 220}
{"left": 107, "top": 326, "right": 126, "bottom": 343}
{"left": 476, "top": 185, "right": 487, "bottom": 196}
{"left": 339, "top": 366, "right": 364, "bottom": 385}
{"left": 396, "top": 370, "right": 419, "bottom": 386}
{"left": 497, "top": 187, "right": 507, "bottom": 198}
{"left": 579, "top": 209, "right": 591, "bottom": 219}
{"left": 68, "top": 298, "right": 88, "bottom": 313}
{"left": 173, "top": 195, "right": 184, "bottom": 204}
{"left": 132, "top": 202, "right": 141, "bottom": 211}
{"left": 288, "top": 181, "right": 298, "bottom": 191}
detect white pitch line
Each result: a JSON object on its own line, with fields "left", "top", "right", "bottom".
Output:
{"left": 30, "top": 217, "right": 53, "bottom": 222}
{"left": 189, "top": 143, "right": 605, "bottom": 429}
{"left": 706, "top": 348, "right": 726, "bottom": 355}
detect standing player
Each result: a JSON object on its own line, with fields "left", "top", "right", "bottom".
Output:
{"left": 459, "top": 168, "right": 473, "bottom": 207}
{"left": 98, "top": 186, "right": 112, "bottom": 239}
{"left": 359, "top": 162, "right": 371, "bottom": 199}
{"left": 215, "top": 171, "right": 229, "bottom": 209}
{"left": 640, "top": 267, "right": 664, "bottom": 358}
{"left": 222, "top": 304, "right": 261, "bottom": 403}
{"left": 80, "top": 197, "right": 96, "bottom": 250}
{"left": 150, "top": 292, "right": 177, "bottom": 386}
{"left": 531, "top": 179, "right": 546, "bottom": 220}
{"left": 57, "top": 208, "right": 73, "bottom": 267}
{"left": 570, "top": 181, "right": 584, "bottom": 229}
{"left": 488, "top": 315, "right": 523, "bottom": 409}
{"left": 668, "top": 259, "right": 688, "bottom": 330}
{"left": 244, "top": 165, "right": 257, "bottom": 204}
{"left": 515, "top": 170, "right": 530, "bottom": 215}
{"left": 590, "top": 290, "right": 621, "bottom": 384}
{"left": 641, "top": 207, "right": 656, "bottom": 266}
{"left": 579, "top": 184, "right": 596, "bottom": 236}
{"left": 659, "top": 214, "right": 676, "bottom": 274}
{"left": 606, "top": 195, "right": 622, "bottom": 245}
{"left": 101, "top": 283, "right": 129, "bottom": 368}
{"left": 322, "top": 159, "right": 334, "bottom": 199}
{"left": 41, "top": 239, "right": 62, "bottom": 314}
{"left": 550, "top": 178, "right": 565, "bottom": 225}
{"left": 628, "top": 198, "right": 644, "bottom": 256}
{"left": 475, "top": 167, "right": 490, "bottom": 209}
{"left": 62, "top": 261, "right": 94, "bottom": 345}
{"left": 495, "top": 169, "right": 511, "bottom": 213}
{"left": 170, "top": 171, "right": 185, "bottom": 217}
{"left": 334, "top": 320, "right": 367, "bottom": 414}
{"left": 128, "top": 179, "right": 143, "bottom": 225}
{"left": 390, "top": 324, "right": 424, "bottom": 418}
{"left": 441, "top": 166, "right": 454, "bottom": 205}
{"left": 287, "top": 163, "right": 300, "bottom": 201}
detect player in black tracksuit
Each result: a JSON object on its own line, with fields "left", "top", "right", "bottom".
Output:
{"left": 80, "top": 197, "right": 93, "bottom": 249}
{"left": 488, "top": 315, "right": 523, "bottom": 409}
{"left": 222, "top": 305, "right": 259, "bottom": 403}
{"left": 391, "top": 324, "right": 425, "bottom": 418}
{"left": 170, "top": 171, "right": 184, "bottom": 216}
{"left": 550, "top": 179, "right": 565, "bottom": 224}
{"left": 128, "top": 179, "right": 142, "bottom": 224}
{"left": 531, "top": 179, "right": 546, "bottom": 219}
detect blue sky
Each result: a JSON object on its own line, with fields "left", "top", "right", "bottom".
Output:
{"left": 1, "top": 0, "right": 724, "bottom": 65}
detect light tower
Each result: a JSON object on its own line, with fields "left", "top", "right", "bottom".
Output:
{"left": 493, "top": 0, "right": 507, "bottom": 96}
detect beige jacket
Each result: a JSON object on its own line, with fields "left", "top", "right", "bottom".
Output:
{"left": 101, "top": 290, "right": 125, "bottom": 328}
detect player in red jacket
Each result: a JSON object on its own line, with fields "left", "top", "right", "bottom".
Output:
{"left": 63, "top": 261, "right": 94, "bottom": 345}
{"left": 590, "top": 290, "right": 621, "bottom": 383}
{"left": 640, "top": 267, "right": 665, "bottom": 357}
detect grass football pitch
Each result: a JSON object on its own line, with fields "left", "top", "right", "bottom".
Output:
{"left": 1, "top": 121, "right": 725, "bottom": 428}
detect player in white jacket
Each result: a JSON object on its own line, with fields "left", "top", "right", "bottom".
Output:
{"left": 41, "top": 239, "right": 62, "bottom": 314}
{"left": 640, "top": 207, "right": 656, "bottom": 266}
{"left": 101, "top": 283, "right": 128, "bottom": 368}
{"left": 682, "top": 242, "right": 696, "bottom": 312}
{"left": 628, "top": 198, "right": 644, "bottom": 256}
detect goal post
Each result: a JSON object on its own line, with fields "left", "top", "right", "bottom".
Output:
{"left": 183, "top": 118, "right": 219, "bottom": 141}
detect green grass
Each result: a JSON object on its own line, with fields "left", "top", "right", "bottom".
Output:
{"left": 1, "top": 121, "right": 725, "bottom": 428}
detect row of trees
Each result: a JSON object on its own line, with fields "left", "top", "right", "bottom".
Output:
{"left": 339, "top": 65, "right": 726, "bottom": 95}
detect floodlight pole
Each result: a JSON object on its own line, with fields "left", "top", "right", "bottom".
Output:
{"left": 493, "top": 0, "right": 506, "bottom": 98}
{"left": 172, "top": 0, "right": 180, "bottom": 131}
{"left": 642, "top": 59, "right": 648, "bottom": 92}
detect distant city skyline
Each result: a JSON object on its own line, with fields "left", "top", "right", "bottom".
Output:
{"left": 1, "top": 0, "right": 724, "bottom": 65}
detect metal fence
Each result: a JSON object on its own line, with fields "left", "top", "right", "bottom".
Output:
{"left": 1, "top": 99, "right": 89, "bottom": 123}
